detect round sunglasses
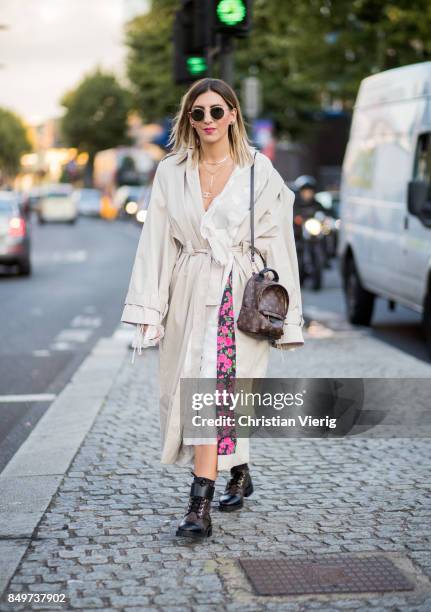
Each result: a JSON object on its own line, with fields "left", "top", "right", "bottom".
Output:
{"left": 188, "top": 105, "right": 231, "bottom": 122}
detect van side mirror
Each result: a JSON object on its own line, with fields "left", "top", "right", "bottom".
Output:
{"left": 407, "top": 180, "right": 431, "bottom": 227}
{"left": 407, "top": 180, "right": 428, "bottom": 215}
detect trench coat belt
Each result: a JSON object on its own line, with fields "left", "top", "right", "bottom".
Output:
{"left": 180, "top": 238, "right": 251, "bottom": 306}
{"left": 181, "top": 239, "right": 250, "bottom": 257}
{"left": 179, "top": 239, "right": 250, "bottom": 376}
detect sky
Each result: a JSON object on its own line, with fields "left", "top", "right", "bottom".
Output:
{"left": 0, "top": 0, "right": 149, "bottom": 125}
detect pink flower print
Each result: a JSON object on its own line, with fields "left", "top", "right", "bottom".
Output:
{"left": 216, "top": 268, "right": 237, "bottom": 456}
{"left": 219, "top": 438, "right": 235, "bottom": 453}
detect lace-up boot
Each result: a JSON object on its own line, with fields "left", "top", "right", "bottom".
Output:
{"left": 176, "top": 472, "right": 215, "bottom": 539}
{"left": 219, "top": 463, "right": 253, "bottom": 512}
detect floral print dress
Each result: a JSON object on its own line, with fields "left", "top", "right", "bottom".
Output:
{"left": 215, "top": 267, "right": 237, "bottom": 456}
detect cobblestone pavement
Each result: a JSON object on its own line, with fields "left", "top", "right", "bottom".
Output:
{"left": 1, "top": 340, "right": 431, "bottom": 612}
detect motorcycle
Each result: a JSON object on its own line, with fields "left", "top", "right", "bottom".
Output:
{"left": 294, "top": 211, "right": 326, "bottom": 291}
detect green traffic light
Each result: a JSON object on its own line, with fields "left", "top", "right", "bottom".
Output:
{"left": 216, "top": 0, "right": 246, "bottom": 27}
{"left": 187, "top": 56, "right": 208, "bottom": 76}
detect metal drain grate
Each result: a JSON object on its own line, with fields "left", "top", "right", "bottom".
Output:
{"left": 238, "top": 554, "right": 415, "bottom": 596}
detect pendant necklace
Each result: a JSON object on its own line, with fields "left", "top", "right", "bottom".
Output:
{"left": 200, "top": 155, "right": 233, "bottom": 201}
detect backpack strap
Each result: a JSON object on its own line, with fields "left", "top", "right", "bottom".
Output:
{"left": 250, "top": 150, "right": 257, "bottom": 266}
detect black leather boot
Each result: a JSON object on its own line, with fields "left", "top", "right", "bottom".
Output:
{"left": 176, "top": 472, "right": 215, "bottom": 539}
{"left": 219, "top": 463, "right": 253, "bottom": 512}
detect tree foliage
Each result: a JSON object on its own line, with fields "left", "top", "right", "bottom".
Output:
{"left": 61, "top": 69, "right": 132, "bottom": 156}
{"left": 125, "top": 0, "right": 183, "bottom": 119}
{"left": 0, "top": 107, "right": 31, "bottom": 178}
{"left": 125, "top": 0, "right": 431, "bottom": 138}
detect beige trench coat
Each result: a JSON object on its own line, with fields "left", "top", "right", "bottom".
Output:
{"left": 121, "top": 148, "right": 305, "bottom": 471}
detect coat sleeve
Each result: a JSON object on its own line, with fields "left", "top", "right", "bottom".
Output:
{"left": 260, "top": 183, "right": 305, "bottom": 350}
{"left": 120, "top": 162, "right": 180, "bottom": 330}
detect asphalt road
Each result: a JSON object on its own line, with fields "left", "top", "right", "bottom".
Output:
{"left": 0, "top": 213, "right": 142, "bottom": 472}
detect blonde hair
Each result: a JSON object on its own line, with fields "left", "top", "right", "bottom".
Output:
{"left": 166, "top": 78, "right": 255, "bottom": 167}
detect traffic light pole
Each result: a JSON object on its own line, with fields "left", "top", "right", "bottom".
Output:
{"left": 218, "top": 34, "right": 234, "bottom": 86}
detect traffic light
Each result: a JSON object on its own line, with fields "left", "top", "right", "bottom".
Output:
{"left": 214, "top": 0, "right": 252, "bottom": 37}
{"left": 173, "top": 0, "right": 253, "bottom": 84}
{"left": 173, "top": 0, "right": 212, "bottom": 85}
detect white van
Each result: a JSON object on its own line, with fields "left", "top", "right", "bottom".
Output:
{"left": 338, "top": 61, "right": 431, "bottom": 354}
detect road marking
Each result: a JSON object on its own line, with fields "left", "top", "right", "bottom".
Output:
{"left": 70, "top": 315, "right": 101, "bottom": 328}
{"left": 32, "top": 349, "right": 51, "bottom": 357}
{"left": 0, "top": 394, "right": 56, "bottom": 403}
{"left": 56, "top": 329, "right": 93, "bottom": 343}
{"left": 33, "top": 250, "right": 88, "bottom": 264}
{"left": 50, "top": 342, "right": 73, "bottom": 351}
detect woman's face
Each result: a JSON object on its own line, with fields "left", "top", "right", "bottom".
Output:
{"left": 189, "top": 90, "right": 237, "bottom": 146}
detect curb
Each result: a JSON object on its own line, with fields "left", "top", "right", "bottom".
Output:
{"left": 0, "top": 329, "right": 131, "bottom": 596}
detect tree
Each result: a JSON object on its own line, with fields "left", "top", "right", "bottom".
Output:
{"left": 0, "top": 107, "right": 31, "bottom": 182}
{"left": 125, "top": 0, "right": 431, "bottom": 139}
{"left": 61, "top": 69, "right": 132, "bottom": 184}
{"left": 125, "top": 0, "right": 183, "bottom": 121}
{"left": 257, "top": 0, "right": 431, "bottom": 114}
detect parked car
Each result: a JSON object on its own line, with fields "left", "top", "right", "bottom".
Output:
{"left": 72, "top": 188, "right": 102, "bottom": 217}
{"left": 338, "top": 61, "right": 431, "bottom": 354}
{"left": 37, "top": 184, "right": 77, "bottom": 224}
{"left": 0, "top": 191, "right": 31, "bottom": 276}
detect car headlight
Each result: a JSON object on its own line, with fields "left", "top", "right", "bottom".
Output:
{"left": 136, "top": 210, "right": 147, "bottom": 223}
{"left": 304, "top": 218, "right": 322, "bottom": 236}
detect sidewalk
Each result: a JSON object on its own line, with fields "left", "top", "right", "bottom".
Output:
{"left": 1, "top": 323, "right": 431, "bottom": 611}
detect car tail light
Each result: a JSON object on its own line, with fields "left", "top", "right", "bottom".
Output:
{"left": 9, "top": 217, "right": 26, "bottom": 237}
{"left": 294, "top": 215, "right": 303, "bottom": 225}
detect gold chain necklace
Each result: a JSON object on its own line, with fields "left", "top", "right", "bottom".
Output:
{"left": 199, "top": 156, "right": 233, "bottom": 200}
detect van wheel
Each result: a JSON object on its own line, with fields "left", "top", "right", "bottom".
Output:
{"left": 345, "top": 257, "right": 375, "bottom": 325}
{"left": 422, "top": 291, "right": 431, "bottom": 357}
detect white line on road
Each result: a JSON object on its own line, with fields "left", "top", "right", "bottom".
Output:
{"left": 33, "top": 250, "right": 88, "bottom": 264}
{"left": 70, "top": 316, "right": 102, "bottom": 328}
{"left": 0, "top": 394, "right": 56, "bottom": 403}
{"left": 55, "top": 329, "right": 93, "bottom": 343}
{"left": 50, "top": 342, "right": 73, "bottom": 351}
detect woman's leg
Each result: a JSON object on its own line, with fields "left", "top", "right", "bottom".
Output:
{"left": 194, "top": 443, "right": 218, "bottom": 481}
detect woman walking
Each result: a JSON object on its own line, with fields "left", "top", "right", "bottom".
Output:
{"left": 121, "top": 78, "right": 305, "bottom": 539}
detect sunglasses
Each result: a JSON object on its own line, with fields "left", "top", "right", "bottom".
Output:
{"left": 188, "top": 105, "right": 230, "bottom": 122}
